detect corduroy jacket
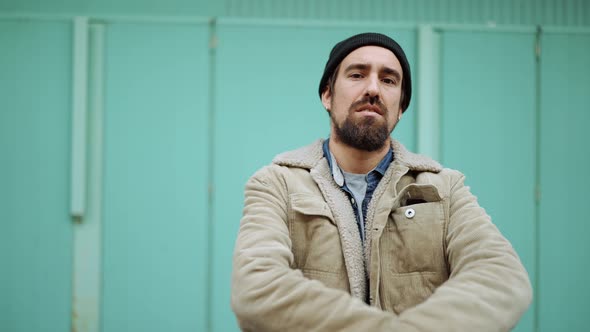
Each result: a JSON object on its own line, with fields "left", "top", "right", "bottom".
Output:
{"left": 231, "top": 139, "right": 532, "bottom": 332}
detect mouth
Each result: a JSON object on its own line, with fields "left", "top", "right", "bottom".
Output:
{"left": 355, "top": 104, "right": 384, "bottom": 116}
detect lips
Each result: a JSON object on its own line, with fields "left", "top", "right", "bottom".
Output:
{"left": 355, "top": 104, "right": 384, "bottom": 116}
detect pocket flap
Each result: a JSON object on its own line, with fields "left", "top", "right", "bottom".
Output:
{"left": 290, "top": 193, "right": 333, "bottom": 219}
{"left": 397, "top": 184, "right": 442, "bottom": 207}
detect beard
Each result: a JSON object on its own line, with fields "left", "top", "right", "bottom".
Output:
{"left": 330, "top": 97, "right": 393, "bottom": 152}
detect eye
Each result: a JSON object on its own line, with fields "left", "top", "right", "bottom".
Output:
{"left": 349, "top": 73, "right": 364, "bottom": 79}
{"left": 382, "top": 78, "right": 397, "bottom": 85}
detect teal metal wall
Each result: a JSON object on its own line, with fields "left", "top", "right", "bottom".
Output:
{"left": 538, "top": 32, "right": 590, "bottom": 332}
{"left": 1, "top": 0, "right": 590, "bottom": 26}
{"left": 100, "top": 21, "right": 210, "bottom": 332}
{"left": 0, "top": 20, "right": 73, "bottom": 332}
{"left": 441, "top": 30, "right": 538, "bottom": 332}
{"left": 1, "top": 2, "right": 589, "bottom": 332}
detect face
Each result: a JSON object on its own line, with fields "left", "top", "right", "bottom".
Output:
{"left": 322, "top": 46, "right": 404, "bottom": 152}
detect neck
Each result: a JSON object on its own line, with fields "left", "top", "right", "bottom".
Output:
{"left": 329, "top": 137, "right": 390, "bottom": 174}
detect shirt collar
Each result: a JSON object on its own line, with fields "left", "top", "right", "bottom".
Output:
{"left": 373, "top": 145, "right": 393, "bottom": 176}
{"left": 322, "top": 138, "right": 394, "bottom": 186}
{"left": 323, "top": 139, "right": 345, "bottom": 186}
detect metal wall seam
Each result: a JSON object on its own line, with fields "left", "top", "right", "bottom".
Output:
{"left": 206, "top": 17, "right": 217, "bottom": 332}
{"left": 533, "top": 25, "right": 542, "bottom": 332}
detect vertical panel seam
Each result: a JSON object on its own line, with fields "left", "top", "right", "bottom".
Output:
{"left": 93, "top": 23, "right": 106, "bottom": 332}
{"left": 533, "top": 24, "right": 542, "bottom": 332}
{"left": 206, "top": 17, "right": 217, "bottom": 332}
{"left": 437, "top": 28, "right": 445, "bottom": 163}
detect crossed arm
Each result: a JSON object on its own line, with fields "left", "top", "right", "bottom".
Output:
{"left": 231, "top": 166, "right": 532, "bottom": 332}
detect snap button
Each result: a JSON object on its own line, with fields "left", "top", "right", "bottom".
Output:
{"left": 405, "top": 208, "right": 415, "bottom": 218}
{"left": 351, "top": 198, "right": 355, "bottom": 205}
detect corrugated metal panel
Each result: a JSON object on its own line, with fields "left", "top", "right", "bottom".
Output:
{"left": 224, "top": 0, "right": 590, "bottom": 26}
{"left": 2, "top": 0, "right": 588, "bottom": 26}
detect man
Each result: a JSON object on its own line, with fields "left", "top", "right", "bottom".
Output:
{"left": 231, "top": 32, "right": 532, "bottom": 331}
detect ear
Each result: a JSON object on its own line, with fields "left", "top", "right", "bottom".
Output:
{"left": 397, "top": 108, "right": 403, "bottom": 121}
{"left": 321, "top": 88, "right": 332, "bottom": 111}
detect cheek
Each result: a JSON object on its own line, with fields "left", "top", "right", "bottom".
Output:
{"left": 385, "top": 97, "right": 402, "bottom": 118}
{"left": 385, "top": 92, "right": 402, "bottom": 108}
{"left": 331, "top": 98, "right": 351, "bottom": 115}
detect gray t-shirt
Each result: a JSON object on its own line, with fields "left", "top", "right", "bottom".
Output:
{"left": 342, "top": 171, "right": 368, "bottom": 239}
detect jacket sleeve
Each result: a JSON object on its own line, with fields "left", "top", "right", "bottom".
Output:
{"left": 231, "top": 166, "right": 398, "bottom": 331}
{"left": 392, "top": 170, "right": 533, "bottom": 331}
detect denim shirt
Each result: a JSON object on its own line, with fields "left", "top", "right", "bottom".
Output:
{"left": 322, "top": 139, "right": 394, "bottom": 243}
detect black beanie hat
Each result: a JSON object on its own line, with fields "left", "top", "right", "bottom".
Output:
{"left": 318, "top": 32, "right": 412, "bottom": 112}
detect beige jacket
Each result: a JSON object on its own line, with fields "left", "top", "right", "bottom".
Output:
{"left": 232, "top": 139, "right": 532, "bottom": 332}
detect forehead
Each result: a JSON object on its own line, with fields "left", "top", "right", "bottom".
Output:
{"left": 340, "top": 45, "right": 402, "bottom": 74}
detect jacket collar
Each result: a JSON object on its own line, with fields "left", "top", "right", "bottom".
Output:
{"left": 273, "top": 138, "right": 443, "bottom": 173}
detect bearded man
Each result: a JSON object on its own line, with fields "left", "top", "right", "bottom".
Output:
{"left": 231, "top": 32, "right": 532, "bottom": 332}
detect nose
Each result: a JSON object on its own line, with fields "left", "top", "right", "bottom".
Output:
{"left": 364, "top": 75, "right": 380, "bottom": 103}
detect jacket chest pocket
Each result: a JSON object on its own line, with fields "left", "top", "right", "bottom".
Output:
{"left": 379, "top": 200, "right": 448, "bottom": 313}
{"left": 288, "top": 193, "right": 345, "bottom": 277}
{"left": 383, "top": 201, "right": 446, "bottom": 273}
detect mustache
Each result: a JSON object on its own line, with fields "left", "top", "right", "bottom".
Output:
{"left": 349, "top": 96, "right": 388, "bottom": 115}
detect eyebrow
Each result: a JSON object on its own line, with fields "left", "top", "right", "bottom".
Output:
{"left": 382, "top": 66, "right": 402, "bottom": 81}
{"left": 344, "top": 63, "right": 370, "bottom": 73}
{"left": 344, "top": 63, "right": 402, "bottom": 81}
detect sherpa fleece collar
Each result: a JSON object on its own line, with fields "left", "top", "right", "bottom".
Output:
{"left": 273, "top": 138, "right": 442, "bottom": 173}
